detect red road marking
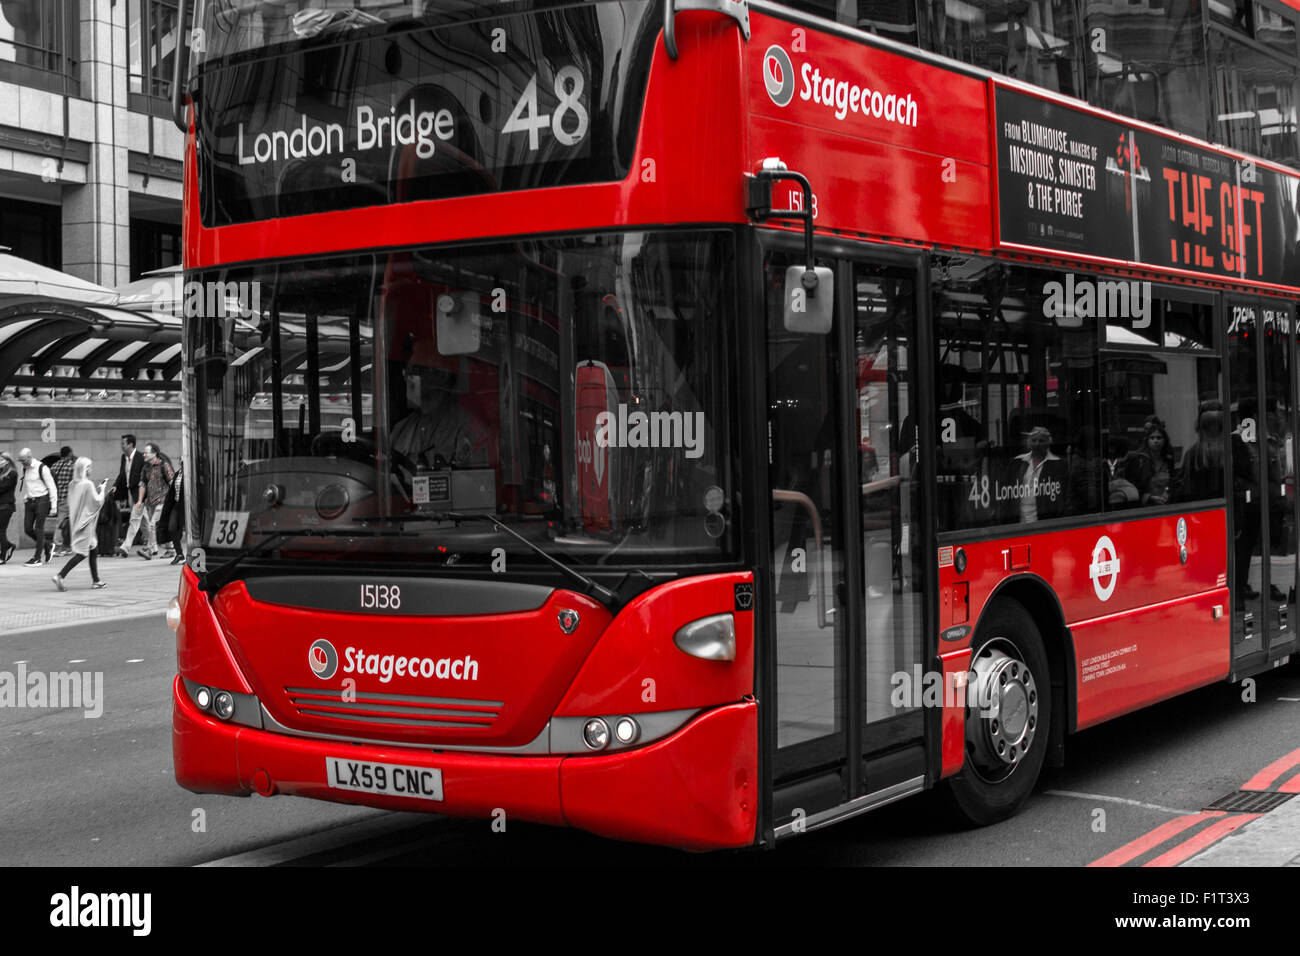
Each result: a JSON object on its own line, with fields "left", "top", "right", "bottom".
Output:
{"left": 1141, "top": 813, "right": 1261, "bottom": 867}
{"left": 1091, "top": 744, "right": 1300, "bottom": 866}
{"left": 1088, "top": 811, "right": 1223, "bottom": 867}
{"left": 1242, "top": 745, "right": 1300, "bottom": 790}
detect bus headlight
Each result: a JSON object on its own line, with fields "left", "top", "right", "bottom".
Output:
{"left": 194, "top": 686, "right": 211, "bottom": 710}
{"left": 614, "top": 716, "right": 639, "bottom": 744}
{"left": 212, "top": 691, "right": 235, "bottom": 721}
{"left": 673, "top": 613, "right": 736, "bottom": 661}
{"left": 582, "top": 718, "right": 610, "bottom": 750}
{"left": 166, "top": 596, "right": 181, "bottom": 631}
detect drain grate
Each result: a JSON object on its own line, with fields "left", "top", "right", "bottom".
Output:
{"left": 1204, "top": 790, "right": 1296, "bottom": 814}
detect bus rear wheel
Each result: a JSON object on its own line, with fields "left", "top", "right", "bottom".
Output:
{"left": 944, "top": 598, "right": 1051, "bottom": 827}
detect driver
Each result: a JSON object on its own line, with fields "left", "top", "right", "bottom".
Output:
{"left": 390, "top": 343, "right": 490, "bottom": 470}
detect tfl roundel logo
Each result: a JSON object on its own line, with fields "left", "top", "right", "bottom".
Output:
{"left": 1089, "top": 535, "right": 1120, "bottom": 602}
{"left": 309, "top": 638, "right": 339, "bottom": 680}
{"left": 763, "top": 45, "right": 795, "bottom": 107}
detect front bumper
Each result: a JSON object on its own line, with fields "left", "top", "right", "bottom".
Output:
{"left": 173, "top": 676, "right": 757, "bottom": 850}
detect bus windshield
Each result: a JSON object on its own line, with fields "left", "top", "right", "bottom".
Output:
{"left": 184, "top": 229, "right": 738, "bottom": 571}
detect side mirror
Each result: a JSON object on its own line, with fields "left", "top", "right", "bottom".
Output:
{"left": 435, "top": 293, "right": 481, "bottom": 355}
{"left": 783, "top": 265, "right": 834, "bottom": 334}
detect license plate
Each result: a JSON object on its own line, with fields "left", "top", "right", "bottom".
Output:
{"left": 325, "top": 757, "right": 443, "bottom": 801}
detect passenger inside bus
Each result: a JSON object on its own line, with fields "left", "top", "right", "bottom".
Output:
{"left": 1122, "top": 415, "right": 1178, "bottom": 506}
{"left": 1005, "top": 425, "right": 1068, "bottom": 522}
{"left": 1180, "top": 400, "right": 1225, "bottom": 501}
{"left": 1068, "top": 425, "right": 1105, "bottom": 512}
{"left": 390, "top": 341, "right": 490, "bottom": 473}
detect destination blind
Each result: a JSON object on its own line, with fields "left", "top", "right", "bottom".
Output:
{"left": 196, "top": 1, "right": 658, "bottom": 227}
{"left": 995, "top": 85, "right": 1300, "bottom": 289}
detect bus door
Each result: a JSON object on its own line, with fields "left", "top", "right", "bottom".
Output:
{"left": 1226, "top": 295, "right": 1298, "bottom": 668}
{"left": 763, "top": 242, "right": 927, "bottom": 836}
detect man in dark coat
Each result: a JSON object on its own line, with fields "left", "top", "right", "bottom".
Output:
{"left": 110, "top": 433, "right": 142, "bottom": 555}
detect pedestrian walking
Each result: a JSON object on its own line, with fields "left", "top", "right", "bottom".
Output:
{"left": 17, "top": 448, "right": 57, "bottom": 565}
{"left": 159, "top": 461, "right": 185, "bottom": 563}
{"left": 0, "top": 452, "right": 17, "bottom": 563}
{"left": 112, "top": 434, "right": 142, "bottom": 556}
{"left": 133, "top": 443, "right": 173, "bottom": 559}
{"left": 52, "top": 457, "right": 107, "bottom": 591}
{"left": 49, "top": 445, "right": 75, "bottom": 557}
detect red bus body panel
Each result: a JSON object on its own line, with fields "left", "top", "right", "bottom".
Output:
{"left": 745, "top": 14, "right": 992, "bottom": 250}
{"left": 935, "top": 510, "right": 1230, "bottom": 775}
{"left": 212, "top": 581, "right": 610, "bottom": 749}
{"left": 173, "top": 565, "right": 758, "bottom": 848}
{"left": 554, "top": 572, "right": 755, "bottom": 716}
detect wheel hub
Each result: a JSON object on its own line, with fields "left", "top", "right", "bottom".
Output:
{"left": 966, "top": 641, "right": 1039, "bottom": 779}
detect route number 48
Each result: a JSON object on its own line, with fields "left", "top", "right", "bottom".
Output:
{"left": 503, "top": 66, "right": 589, "bottom": 151}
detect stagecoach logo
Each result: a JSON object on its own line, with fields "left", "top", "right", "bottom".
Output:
{"left": 764, "top": 45, "right": 795, "bottom": 107}
{"left": 309, "top": 638, "right": 339, "bottom": 680}
{"left": 1089, "top": 535, "right": 1120, "bottom": 602}
{"left": 557, "top": 609, "right": 581, "bottom": 634}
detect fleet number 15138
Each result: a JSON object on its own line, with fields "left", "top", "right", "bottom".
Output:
{"left": 360, "top": 584, "right": 401, "bottom": 610}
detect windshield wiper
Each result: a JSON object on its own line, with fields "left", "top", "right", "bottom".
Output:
{"left": 199, "top": 527, "right": 388, "bottom": 594}
{"left": 361, "top": 511, "right": 622, "bottom": 610}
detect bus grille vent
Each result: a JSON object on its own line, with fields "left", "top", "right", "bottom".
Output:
{"left": 283, "top": 686, "right": 502, "bottom": 731}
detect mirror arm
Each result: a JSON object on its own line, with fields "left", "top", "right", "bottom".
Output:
{"left": 745, "top": 168, "right": 819, "bottom": 293}
{"left": 170, "top": 0, "right": 193, "bottom": 134}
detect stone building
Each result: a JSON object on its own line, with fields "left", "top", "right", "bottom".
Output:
{"left": 0, "top": 0, "right": 184, "bottom": 537}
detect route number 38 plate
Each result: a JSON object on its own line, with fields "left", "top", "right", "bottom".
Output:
{"left": 207, "top": 510, "right": 248, "bottom": 548}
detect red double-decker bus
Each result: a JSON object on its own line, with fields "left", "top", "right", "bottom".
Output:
{"left": 170, "top": 0, "right": 1299, "bottom": 849}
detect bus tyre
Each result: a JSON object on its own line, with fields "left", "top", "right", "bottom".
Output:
{"left": 944, "top": 599, "right": 1051, "bottom": 827}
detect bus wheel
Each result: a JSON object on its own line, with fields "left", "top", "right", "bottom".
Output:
{"left": 945, "top": 599, "right": 1051, "bottom": 826}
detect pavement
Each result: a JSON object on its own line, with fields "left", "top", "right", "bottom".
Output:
{"left": 0, "top": 545, "right": 181, "bottom": 635}
{"left": 1182, "top": 793, "right": 1300, "bottom": 867}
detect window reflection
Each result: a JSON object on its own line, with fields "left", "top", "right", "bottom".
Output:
{"left": 0, "top": 0, "right": 77, "bottom": 75}
{"left": 1211, "top": 32, "right": 1300, "bottom": 165}
{"left": 1083, "top": 0, "right": 1209, "bottom": 140}
{"left": 931, "top": 260, "right": 1101, "bottom": 531}
{"left": 924, "top": 0, "right": 1083, "bottom": 97}
{"left": 129, "top": 0, "right": 179, "bottom": 99}
{"left": 932, "top": 261, "right": 1227, "bottom": 531}
{"left": 782, "top": 0, "right": 918, "bottom": 41}
{"left": 1254, "top": 2, "right": 1298, "bottom": 57}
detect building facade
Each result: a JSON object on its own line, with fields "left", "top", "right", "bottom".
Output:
{"left": 0, "top": 1, "right": 184, "bottom": 540}
{"left": 1, "top": 0, "right": 183, "bottom": 284}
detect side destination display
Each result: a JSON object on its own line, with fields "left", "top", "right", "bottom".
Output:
{"left": 995, "top": 84, "right": 1300, "bottom": 289}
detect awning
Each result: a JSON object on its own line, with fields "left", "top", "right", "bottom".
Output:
{"left": 0, "top": 250, "right": 120, "bottom": 307}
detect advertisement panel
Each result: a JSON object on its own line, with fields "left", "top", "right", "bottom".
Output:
{"left": 996, "top": 84, "right": 1300, "bottom": 288}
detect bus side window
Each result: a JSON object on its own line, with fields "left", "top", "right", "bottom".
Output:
{"left": 1103, "top": 296, "right": 1221, "bottom": 511}
{"left": 933, "top": 260, "right": 1101, "bottom": 531}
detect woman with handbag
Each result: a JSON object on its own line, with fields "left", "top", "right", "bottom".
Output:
{"left": 52, "top": 457, "right": 108, "bottom": 590}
